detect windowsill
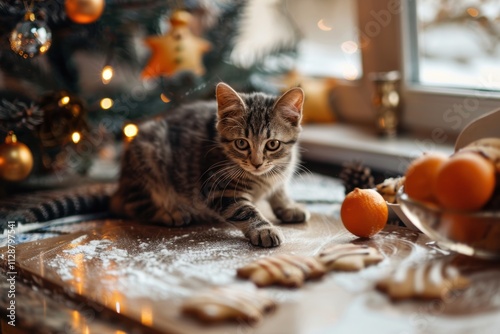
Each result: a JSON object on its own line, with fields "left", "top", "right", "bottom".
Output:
{"left": 299, "top": 123, "right": 455, "bottom": 175}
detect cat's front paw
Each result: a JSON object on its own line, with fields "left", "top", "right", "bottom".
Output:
{"left": 247, "top": 224, "right": 284, "bottom": 248}
{"left": 160, "top": 209, "right": 193, "bottom": 227}
{"left": 274, "top": 204, "right": 310, "bottom": 224}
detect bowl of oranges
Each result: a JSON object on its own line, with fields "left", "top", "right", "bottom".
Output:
{"left": 397, "top": 138, "right": 500, "bottom": 259}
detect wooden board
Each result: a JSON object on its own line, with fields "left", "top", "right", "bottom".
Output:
{"left": 2, "top": 210, "right": 500, "bottom": 333}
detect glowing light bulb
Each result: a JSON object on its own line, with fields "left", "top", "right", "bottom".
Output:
{"left": 100, "top": 98, "right": 113, "bottom": 110}
{"left": 123, "top": 124, "right": 139, "bottom": 139}
{"left": 342, "top": 64, "right": 359, "bottom": 81}
{"left": 141, "top": 306, "right": 153, "bottom": 326}
{"left": 101, "top": 65, "right": 114, "bottom": 84}
{"left": 59, "top": 96, "right": 70, "bottom": 106}
{"left": 341, "top": 41, "right": 359, "bottom": 54}
{"left": 160, "top": 93, "right": 170, "bottom": 103}
{"left": 317, "top": 19, "right": 332, "bottom": 31}
{"left": 71, "top": 131, "right": 81, "bottom": 144}
{"left": 466, "top": 7, "right": 479, "bottom": 17}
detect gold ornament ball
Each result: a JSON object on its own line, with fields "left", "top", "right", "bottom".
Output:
{"left": 0, "top": 133, "right": 34, "bottom": 182}
{"left": 65, "top": 0, "right": 105, "bottom": 24}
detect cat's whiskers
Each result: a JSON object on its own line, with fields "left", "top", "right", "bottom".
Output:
{"left": 269, "top": 168, "right": 286, "bottom": 186}
{"left": 215, "top": 167, "right": 245, "bottom": 205}
{"left": 199, "top": 160, "right": 234, "bottom": 182}
{"left": 204, "top": 142, "right": 225, "bottom": 158}
{"left": 293, "top": 166, "right": 313, "bottom": 182}
{"left": 221, "top": 168, "right": 246, "bottom": 205}
{"left": 205, "top": 165, "right": 242, "bottom": 202}
{"left": 274, "top": 161, "right": 311, "bottom": 179}
{"left": 200, "top": 164, "right": 235, "bottom": 196}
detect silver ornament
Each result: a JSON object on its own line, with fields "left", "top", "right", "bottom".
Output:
{"left": 10, "top": 13, "right": 52, "bottom": 58}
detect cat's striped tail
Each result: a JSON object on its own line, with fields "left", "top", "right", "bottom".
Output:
{"left": 0, "top": 183, "right": 116, "bottom": 232}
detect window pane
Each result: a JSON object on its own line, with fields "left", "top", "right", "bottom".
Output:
{"left": 416, "top": 0, "right": 500, "bottom": 90}
{"left": 286, "top": 0, "right": 362, "bottom": 80}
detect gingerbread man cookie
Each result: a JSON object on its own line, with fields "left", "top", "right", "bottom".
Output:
{"left": 237, "top": 254, "right": 326, "bottom": 287}
{"left": 376, "top": 261, "right": 470, "bottom": 300}
{"left": 316, "top": 244, "right": 384, "bottom": 271}
{"left": 181, "top": 286, "right": 276, "bottom": 325}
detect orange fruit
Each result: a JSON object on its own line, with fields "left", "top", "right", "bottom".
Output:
{"left": 341, "top": 188, "right": 388, "bottom": 238}
{"left": 434, "top": 152, "right": 496, "bottom": 211}
{"left": 404, "top": 152, "right": 449, "bottom": 202}
{"left": 439, "top": 213, "right": 490, "bottom": 245}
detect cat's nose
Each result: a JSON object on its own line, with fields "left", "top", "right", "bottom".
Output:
{"left": 253, "top": 163, "right": 263, "bottom": 169}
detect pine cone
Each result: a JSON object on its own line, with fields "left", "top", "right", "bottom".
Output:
{"left": 339, "top": 161, "right": 375, "bottom": 195}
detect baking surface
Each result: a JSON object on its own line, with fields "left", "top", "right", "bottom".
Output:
{"left": 1, "top": 174, "right": 500, "bottom": 333}
{"left": 3, "top": 209, "right": 500, "bottom": 333}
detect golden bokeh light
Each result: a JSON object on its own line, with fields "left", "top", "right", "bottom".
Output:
{"left": 342, "top": 64, "right": 359, "bottom": 81}
{"left": 466, "top": 7, "right": 479, "bottom": 17}
{"left": 100, "top": 98, "right": 113, "bottom": 110}
{"left": 71, "top": 131, "right": 81, "bottom": 144}
{"left": 123, "top": 124, "right": 139, "bottom": 138}
{"left": 317, "top": 19, "right": 333, "bottom": 31}
{"left": 341, "top": 40, "right": 359, "bottom": 54}
{"left": 101, "top": 65, "right": 114, "bottom": 84}
{"left": 59, "top": 96, "right": 70, "bottom": 106}
{"left": 141, "top": 306, "right": 154, "bottom": 326}
{"left": 160, "top": 93, "right": 170, "bottom": 103}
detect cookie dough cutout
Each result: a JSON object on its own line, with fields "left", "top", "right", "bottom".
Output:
{"left": 237, "top": 254, "right": 326, "bottom": 287}
{"left": 376, "top": 261, "right": 470, "bottom": 300}
{"left": 317, "top": 244, "right": 384, "bottom": 272}
{"left": 181, "top": 287, "right": 276, "bottom": 325}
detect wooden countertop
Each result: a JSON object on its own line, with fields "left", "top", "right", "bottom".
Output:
{"left": 1, "top": 174, "right": 500, "bottom": 333}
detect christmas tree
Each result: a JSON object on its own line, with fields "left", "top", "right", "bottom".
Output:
{"left": 0, "top": 0, "right": 298, "bottom": 190}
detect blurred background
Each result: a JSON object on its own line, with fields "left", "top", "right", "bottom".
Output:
{"left": 0, "top": 0, "right": 499, "bottom": 192}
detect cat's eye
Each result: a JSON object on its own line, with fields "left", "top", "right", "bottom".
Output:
{"left": 234, "top": 139, "right": 249, "bottom": 150}
{"left": 265, "top": 140, "right": 281, "bottom": 151}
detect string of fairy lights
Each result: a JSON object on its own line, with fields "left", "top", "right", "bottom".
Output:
{"left": 0, "top": 0, "right": 114, "bottom": 182}
{"left": 0, "top": 1, "right": 210, "bottom": 182}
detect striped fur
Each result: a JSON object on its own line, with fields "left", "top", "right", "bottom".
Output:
{"left": 111, "top": 83, "right": 309, "bottom": 247}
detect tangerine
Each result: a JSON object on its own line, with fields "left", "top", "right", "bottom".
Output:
{"left": 434, "top": 152, "right": 496, "bottom": 211}
{"left": 439, "top": 213, "right": 490, "bottom": 244}
{"left": 404, "top": 152, "right": 449, "bottom": 202}
{"left": 341, "top": 188, "right": 388, "bottom": 238}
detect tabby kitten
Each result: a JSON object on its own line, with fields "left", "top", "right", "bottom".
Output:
{"left": 110, "top": 82, "right": 309, "bottom": 247}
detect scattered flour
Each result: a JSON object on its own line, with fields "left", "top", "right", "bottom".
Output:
{"left": 63, "top": 239, "right": 112, "bottom": 259}
{"left": 46, "top": 230, "right": 249, "bottom": 300}
{"left": 70, "top": 235, "right": 88, "bottom": 245}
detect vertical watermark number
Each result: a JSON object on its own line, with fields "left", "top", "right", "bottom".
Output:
{"left": 6, "top": 221, "right": 17, "bottom": 327}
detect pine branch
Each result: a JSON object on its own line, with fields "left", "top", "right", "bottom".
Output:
{"left": 204, "top": 1, "right": 247, "bottom": 72}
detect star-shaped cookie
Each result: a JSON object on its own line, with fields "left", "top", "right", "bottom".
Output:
{"left": 316, "top": 244, "right": 384, "bottom": 271}
{"left": 376, "top": 261, "right": 470, "bottom": 300}
{"left": 181, "top": 286, "right": 276, "bottom": 325}
{"left": 237, "top": 254, "right": 326, "bottom": 287}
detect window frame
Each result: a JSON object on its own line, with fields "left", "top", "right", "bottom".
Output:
{"left": 400, "top": 0, "right": 500, "bottom": 135}
{"left": 331, "top": 0, "right": 500, "bottom": 136}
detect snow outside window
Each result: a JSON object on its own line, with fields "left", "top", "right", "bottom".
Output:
{"left": 286, "top": 0, "right": 362, "bottom": 80}
{"left": 416, "top": 0, "right": 500, "bottom": 90}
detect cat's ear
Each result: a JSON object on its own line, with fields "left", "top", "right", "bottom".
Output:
{"left": 216, "top": 82, "right": 245, "bottom": 119}
{"left": 273, "top": 87, "right": 305, "bottom": 127}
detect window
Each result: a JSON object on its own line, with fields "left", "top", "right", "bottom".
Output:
{"left": 287, "top": 0, "right": 362, "bottom": 80}
{"left": 402, "top": 0, "right": 500, "bottom": 134}
{"left": 413, "top": 0, "right": 500, "bottom": 90}
{"left": 233, "top": 0, "right": 500, "bottom": 135}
